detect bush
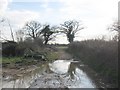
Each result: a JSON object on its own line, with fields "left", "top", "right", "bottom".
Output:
{"left": 2, "top": 37, "right": 44, "bottom": 57}
{"left": 67, "top": 39, "right": 118, "bottom": 87}
{"left": 2, "top": 41, "right": 27, "bottom": 57}
{"left": 2, "top": 41, "right": 18, "bottom": 57}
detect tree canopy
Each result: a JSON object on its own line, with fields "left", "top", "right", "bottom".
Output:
{"left": 41, "top": 25, "right": 58, "bottom": 44}
{"left": 60, "top": 20, "right": 84, "bottom": 43}
{"left": 23, "top": 21, "right": 42, "bottom": 40}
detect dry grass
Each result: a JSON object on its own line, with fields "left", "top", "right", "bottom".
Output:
{"left": 67, "top": 39, "right": 118, "bottom": 87}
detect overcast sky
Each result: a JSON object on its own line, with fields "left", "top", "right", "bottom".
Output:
{"left": 0, "top": 0, "right": 119, "bottom": 43}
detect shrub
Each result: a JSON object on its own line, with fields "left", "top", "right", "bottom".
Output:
{"left": 67, "top": 39, "right": 118, "bottom": 87}
{"left": 2, "top": 41, "right": 17, "bottom": 57}
{"left": 2, "top": 37, "right": 44, "bottom": 57}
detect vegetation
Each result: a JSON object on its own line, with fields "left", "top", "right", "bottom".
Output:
{"left": 67, "top": 39, "right": 118, "bottom": 87}
{"left": 60, "top": 20, "right": 84, "bottom": 43}
{"left": 22, "top": 21, "right": 59, "bottom": 44}
{"left": 23, "top": 21, "right": 42, "bottom": 40}
{"left": 1, "top": 19, "right": 84, "bottom": 63}
{"left": 1, "top": 57, "right": 22, "bottom": 64}
{"left": 2, "top": 56, "right": 45, "bottom": 68}
{"left": 46, "top": 51, "right": 59, "bottom": 61}
{"left": 41, "top": 25, "right": 58, "bottom": 44}
{"left": 1, "top": 38, "right": 60, "bottom": 68}
{"left": 1, "top": 18, "right": 119, "bottom": 88}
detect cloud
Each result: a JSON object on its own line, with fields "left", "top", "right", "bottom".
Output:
{"left": 0, "top": 0, "right": 12, "bottom": 15}
{"left": 57, "top": 0, "right": 118, "bottom": 39}
{"left": 0, "top": 0, "right": 119, "bottom": 42}
{"left": 5, "top": 10, "right": 40, "bottom": 27}
{"left": 1, "top": 9, "right": 40, "bottom": 41}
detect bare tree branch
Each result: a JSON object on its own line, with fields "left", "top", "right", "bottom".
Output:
{"left": 23, "top": 21, "right": 42, "bottom": 39}
{"left": 60, "top": 20, "right": 84, "bottom": 43}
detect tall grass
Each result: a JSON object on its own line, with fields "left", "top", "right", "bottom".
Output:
{"left": 67, "top": 39, "right": 118, "bottom": 87}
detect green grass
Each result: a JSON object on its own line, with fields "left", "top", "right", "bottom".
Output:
{"left": 56, "top": 46, "right": 68, "bottom": 50}
{"left": 1, "top": 57, "right": 42, "bottom": 67}
{"left": 2, "top": 57, "right": 23, "bottom": 64}
{"left": 1, "top": 51, "right": 59, "bottom": 65}
{"left": 1, "top": 50, "right": 59, "bottom": 64}
{"left": 46, "top": 52, "right": 59, "bottom": 61}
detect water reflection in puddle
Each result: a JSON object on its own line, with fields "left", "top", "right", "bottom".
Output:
{"left": 49, "top": 60, "right": 71, "bottom": 74}
{"left": 2, "top": 60, "right": 96, "bottom": 88}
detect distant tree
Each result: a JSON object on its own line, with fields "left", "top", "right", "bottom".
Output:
{"left": 60, "top": 20, "right": 84, "bottom": 43}
{"left": 16, "top": 30, "right": 25, "bottom": 42}
{"left": 23, "top": 21, "right": 42, "bottom": 40}
{"left": 109, "top": 21, "right": 120, "bottom": 33}
{"left": 108, "top": 21, "right": 120, "bottom": 41}
{"left": 41, "top": 25, "right": 58, "bottom": 45}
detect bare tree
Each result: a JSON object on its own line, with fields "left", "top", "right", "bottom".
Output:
{"left": 23, "top": 21, "right": 42, "bottom": 40}
{"left": 109, "top": 21, "right": 120, "bottom": 33}
{"left": 41, "top": 25, "right": 58, "bottom": 45}
{"left": 60, "top": 20, "right": 84, "bottom": 43}
{"left": 108, "top": 21, "right": 120, "bottom": 41}
{"left": 16, "top": 30, "right": 25, "bottom": 42}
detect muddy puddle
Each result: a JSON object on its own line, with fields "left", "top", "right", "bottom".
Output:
{"left": 1, "top": 60, "right": 97, "bottom": 89}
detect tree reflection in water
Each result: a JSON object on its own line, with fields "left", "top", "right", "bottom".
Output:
{"left": 67, "top": 62, "right": 76, "bottom": 79}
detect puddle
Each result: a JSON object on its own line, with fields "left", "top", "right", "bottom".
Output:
{"left": 2, "top": 60, "right": 96, "bottom": 88}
